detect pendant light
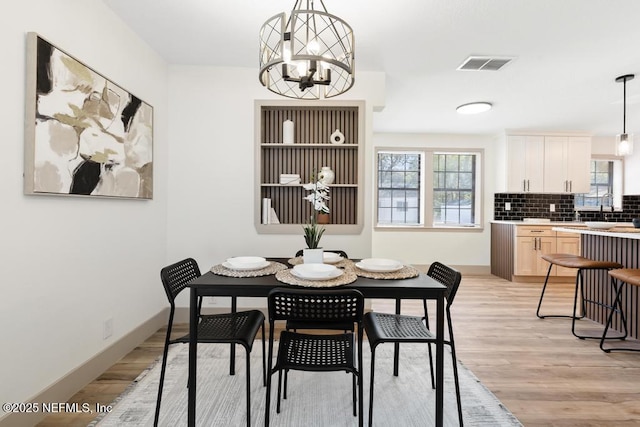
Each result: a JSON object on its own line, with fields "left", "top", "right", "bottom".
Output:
{"left": 615, "top": 74, "right": 634, "bottom": 156}
{"left": 259, "top": 0, "right": 355, "bottom": 99}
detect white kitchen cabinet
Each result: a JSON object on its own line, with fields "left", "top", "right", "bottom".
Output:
{"left": 506, "top": 133, "right": 591, "bottom": 193}
{"left": 543, "top": 136, "right": 591, "bottom": 193}
{"left": 507, "top": 135, "right": 544, "bottom": 192}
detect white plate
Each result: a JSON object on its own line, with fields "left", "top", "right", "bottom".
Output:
{"left": 223, "top": 260, "right": 270, "bottom": 271}
{"left": 584, "top": 222, "right": 615, "bottom": 230}
{"left": 225, "top": 256, "right": 267, "bottom": 269}
{"left": 356, "top": 258, "right": 403, "bottom": 273}
{"left": 292, "top": 264, "right": 343, "bottom": 280}
{"left": 323, "top": 253, "right": 343, "bottom": 264}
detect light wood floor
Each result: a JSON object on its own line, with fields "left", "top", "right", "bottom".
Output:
{"left": 38, "top": 275, "right": 640, "bottom": 426}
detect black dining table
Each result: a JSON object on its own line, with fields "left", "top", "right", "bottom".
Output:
{"left": 187, "top": 258, "right": 448, "bottom": 426}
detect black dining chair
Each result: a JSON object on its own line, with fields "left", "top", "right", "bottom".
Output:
{"left": 363, "top": 262, "right": 463, "bottom": 426}
{"left": 283, "top": 250, "right": 354, "bottom": 399}
{"left": 155, "top": 258, "right": 266, "bottom": 427}
{"left": 265, "top": 288, "right": 365, "bottom": 427}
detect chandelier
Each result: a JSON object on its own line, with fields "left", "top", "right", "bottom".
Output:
{"left": 259, "top": 0, "right": 355, "bottom": 99}
{"left": 615, "top": 74, "right": 634, "bottom": 156}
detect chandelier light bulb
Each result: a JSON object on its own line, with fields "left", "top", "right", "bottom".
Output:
{"left": 307, "top": 39, "right": 320, "bottom": 55}
{"left": 297, "top": 61, "right": 308, "bottom": 76}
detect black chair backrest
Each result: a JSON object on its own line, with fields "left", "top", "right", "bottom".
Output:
{"left": 268, "top": 288, "right": 364, "bottom": 326}
{"left": 427, "top": 262, "right": 462, "bottom": 306}
{"left": 295, "top": 249, "right": 349, "bottom": 258}
{"left": 160, "top": 258, "right": 201, "bottom": 304}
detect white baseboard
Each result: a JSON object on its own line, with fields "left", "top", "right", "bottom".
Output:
{"left": 0, "top": 310, "right": 167, "bottom": 427}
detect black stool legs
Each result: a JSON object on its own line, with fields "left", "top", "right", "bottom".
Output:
{"left": 537, "top": 263, "right": 585, "bottom": 320}
{"left": 600, "top": 278, "right": 635, "bottom": 352}
{"left": 572, "top": 269, "right": 627, "bottom": 342}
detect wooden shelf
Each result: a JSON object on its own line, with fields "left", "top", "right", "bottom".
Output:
{"left": 260, "top": 184, "right": 358, "bottom": 188}
{"left": 261, "top": 143, "right": 358, "bottom": 148}
{"left": 255, "top": 100, "right": 364, "bottom": 234}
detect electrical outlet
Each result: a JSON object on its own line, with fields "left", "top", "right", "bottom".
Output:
{"left": 505, "top": 202, "right": 511, "bottom": 211}
{"left": 103, "top": 318, "right": 113, "bottom": 340}
{"left": 549, "top": 204, "right": 555, "bottom": 212}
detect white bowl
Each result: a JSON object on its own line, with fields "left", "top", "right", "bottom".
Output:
{"left": 357, "top": 258, "right": 403, "bottom": 273}
{"left": 323, "top": 252, "right": 343, "bottom": 263}
{"left": 584, "top": 222, "right": 615, "bottom": 230}
{"left": 225, "top": 256, "right": 268, "bottom": 270}
{"left": 292, "top": 263, "right": 341, "bottom": 280}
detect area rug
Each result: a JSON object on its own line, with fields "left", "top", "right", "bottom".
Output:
{"left": 90, "top": 343, "right": 521, "bottom": 426}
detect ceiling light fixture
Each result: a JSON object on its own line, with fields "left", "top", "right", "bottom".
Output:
{"left": 456, "top": 102, "right": 492, "bottom": 114}
{"left": 615, "top": 74, "right": 634, "bottom": 156}
{"left": 259, "top": 0, "right": 354, "bottom": 99}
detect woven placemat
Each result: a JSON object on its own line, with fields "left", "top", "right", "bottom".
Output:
{"left": 288, "top": 256, "right": 355, "bottom": 268}
{"left": 275, "top": 269, "right": 358, "bottom": 288}
{"left": 210, "top": 261, "right": 288, "bottom": 278}
{"left": 354, "top": 264, "right": 421, "bottom": 280}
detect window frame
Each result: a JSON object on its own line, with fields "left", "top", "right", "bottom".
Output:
{"left": 374, "top": 147, "right": 484, "bottom": 231}
{"left": 574, "top": 155, "right": 624, "bottom": 211}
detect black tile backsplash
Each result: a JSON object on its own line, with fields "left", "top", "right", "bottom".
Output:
{"left": 494, "top": 194, "right": 640, "bottom": 222}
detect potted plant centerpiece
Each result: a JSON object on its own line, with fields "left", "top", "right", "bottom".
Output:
{"left": 302, "top": 176, "right": 330, "bottom": 264}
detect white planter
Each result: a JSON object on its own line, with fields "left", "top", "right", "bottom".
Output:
{"left": 318, "top": 166, "right": 335, "bottom": 185}
{"left": 303, "top": 248, "right": 324, "bottom": 264}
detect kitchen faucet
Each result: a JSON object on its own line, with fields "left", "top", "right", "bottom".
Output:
{"left": 600, "top": 192, "right": 614, "bottom": 220}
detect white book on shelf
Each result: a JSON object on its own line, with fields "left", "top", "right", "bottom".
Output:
{"left": 262, "top": 198, "right": 271, "bottom": 224}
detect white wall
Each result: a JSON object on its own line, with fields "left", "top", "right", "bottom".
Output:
{"left": 371, "top": 133, "right": 499, "bottom": 267}
{"left": 0, "top": 0, "right": 168, "bottom": 410}
{"left": 165, "top": 66, "right": 385, "bottom": 308}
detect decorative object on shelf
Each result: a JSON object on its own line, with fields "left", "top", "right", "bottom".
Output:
{"left": 279, "top": 173, "right": 301, "bottom": 185}
{"left": 258, "top": 0, "right": 354, "bottom": 99}
{"left": 615, "top": 74, "right": 635, "bottom": 156}
{"left": 330, "top": 128, "right": 345, "bottom": 144}
{"left": 317, "top": 213, "right": 330, "bottom": 224}
{"left": 633, "top": 218, "right": 640, "bottom": 228}
{"left": 302, "top": 176, "right": 330, "bottom": 252}
{"left": 317, "top": 166, "right": 335, "bottom": 185}
{"left": 283, "top": 119, "right": 294, "bottom": 144}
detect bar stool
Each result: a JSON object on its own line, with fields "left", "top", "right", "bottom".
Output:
{"left": 601, "top": 269, "right": 640, "bottom": 352}
{"left": 536, "top": 253, "right": 623, "bottom": 340}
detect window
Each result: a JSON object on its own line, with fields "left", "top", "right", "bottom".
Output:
{"left": 376, "top": 148, "right": 483, "bottom": 229}
{"left": 574, "top": 158, "right": 623, "bottom": 209}
{"left": 433, "top": 153, "right": 476, "bottom": 225}
{"left": 377, "top": 152, "right": 422, "bottom": 225}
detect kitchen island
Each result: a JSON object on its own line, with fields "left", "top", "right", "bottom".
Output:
{"left": 552, "top": 224, "right": 640, "bottom": 339}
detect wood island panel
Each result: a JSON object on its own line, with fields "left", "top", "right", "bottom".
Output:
{"left": 581, "top": 233, "right": 640, "bottom": 339}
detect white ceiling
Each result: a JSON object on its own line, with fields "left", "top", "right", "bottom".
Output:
{"left": 103, "top": 0, "right": 640, "bottom": 136}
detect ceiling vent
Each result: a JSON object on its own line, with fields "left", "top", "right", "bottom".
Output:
{"left": 457, "top": 56, "right": 513, "bottom": 71}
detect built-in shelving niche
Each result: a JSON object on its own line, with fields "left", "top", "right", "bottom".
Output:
{"left": 255, "top": 100, "right": 364, "bottom": 234}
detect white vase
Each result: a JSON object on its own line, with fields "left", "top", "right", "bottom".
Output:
{"left": 283, "top": 120, "right": 294, "bottom": 144}
{"left": 330, "top": 129, "right": 345, "bottom": 144}
{"left": 318, "top": 166, "right": 335, "bottom": 185}
{"left": 303, "top": 248, "right": 324, "bottom": 264}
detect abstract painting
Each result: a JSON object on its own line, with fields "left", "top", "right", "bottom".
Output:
{"left": 24, "top": 32, "right": 153, "bottom": 199}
